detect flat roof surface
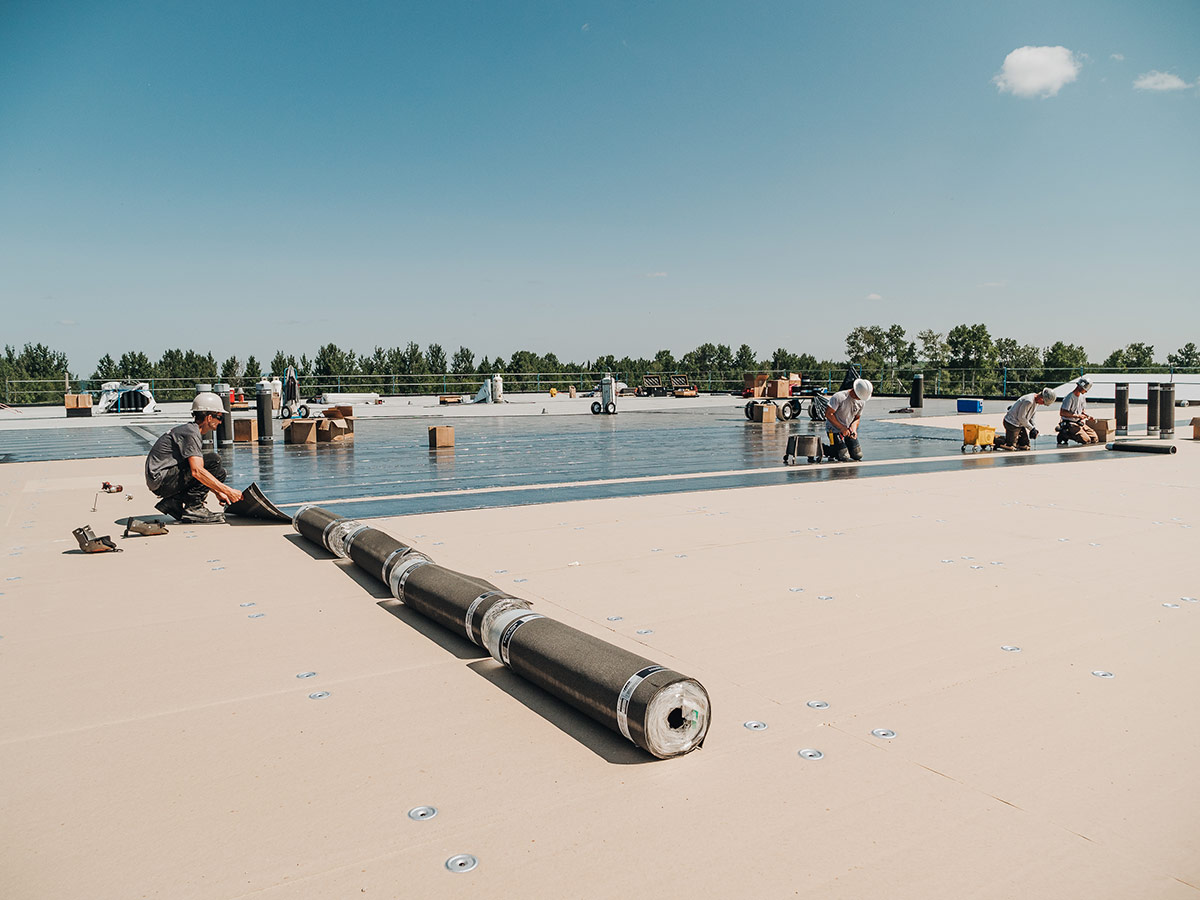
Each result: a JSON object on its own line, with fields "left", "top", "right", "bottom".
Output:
{"left": 2, "top": 412, "right": 1197, "bottom": 899}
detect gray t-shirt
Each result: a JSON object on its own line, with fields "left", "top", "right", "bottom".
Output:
{"left": 828, "top": 389, "right": 865, "bottom": 430}
{"left": 1060, "top": 390, "right": 1086, "bottom": 417}
{"left": 145, "top": 422, "right": 202, "bottom": 491}
{"left": 1004, "top": 393, "right": 1039, "bottom": 429}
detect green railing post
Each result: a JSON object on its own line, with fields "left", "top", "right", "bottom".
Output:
{"left": 1002, "top": 367, "right": 1007, "bottom": 397}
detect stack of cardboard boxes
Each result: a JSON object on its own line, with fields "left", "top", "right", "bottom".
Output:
{"left": 63, "top": 393, "right": 93, "bottom": 417}
{"left": 283, "top": 406, "right": 355, "bottom": 444}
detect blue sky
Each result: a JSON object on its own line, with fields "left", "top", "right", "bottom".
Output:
{"left": 1, "top": 0, "right": 1197, "bottom": 373}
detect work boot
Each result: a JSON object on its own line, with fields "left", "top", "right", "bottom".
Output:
{"left": 180, "top": 504, "right": 225, "bottom": 524}
{"left": 154, "top": 497, "right": 185, "bottom": 521}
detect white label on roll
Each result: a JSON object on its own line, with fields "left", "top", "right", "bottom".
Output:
{"left": 464, "top": 590, "right": 503, "bottom": 640}
{"left": 616, "top": 665, "right": 667, "bottom": 742}
{"left": 499, "top": 613, "right": 544, "bottom": 667}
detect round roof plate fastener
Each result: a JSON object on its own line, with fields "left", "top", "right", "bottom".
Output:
{"left": 818, "top": 595, "right": 833, "bottom": 601}
{"left": 248, "top": 613, "right": 265, "bottom": 618}
{"left": 871, "top": 728, "right": 897, "bottom": 739}
{"left": 971, "top": 565, "right": 983, "bottom": 569}
{"left": 445, "top": 854, "right": 478, "bottom": 873}
{"left": 990, "top": 561, "right": 1003, "bottom": 565}
{"left": 308, "top": 691, "right": 331, "bottom": 699}
{"left": 296, "top": 671, "right": 317, "bottom": 678}
{"left": 941, "top": 559, "right": 953, "bottom": 564}
{"left": 807, "top": 700, "right": 830, "bottom": 709}
{"left": 408, "top": 806, "right": 437, "bottom": 821}
{"left": 1162, "top": 602, "right": 1181, "bottom": 608}
{"left": 743, "top": 720, "right": 768, "bottom": 731}
{"left": 240, "top": 602, "right": 255, "bottom": 607}
{"left": 1001, "top": 645, "right": 1021, "bottom": 652}
{"left": 636, "top": 629, "right": 654, "bottom": 635}
{"left": 1181, "top": 597, "right": 1198, "bottom": 603}
{"left": 798, "top": 748, "right": 824, "bottom": 760}
{"left": 606, "top": 616, "right": 623, "bottom": 621}
{"left": 1092, "top": 670, "right": 1114, "bottom": 679}
{"left": 789, "top": 587, "right": 804, "bottom": 592}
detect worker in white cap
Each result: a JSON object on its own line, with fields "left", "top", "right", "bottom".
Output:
{"left": 823, "top": 377, "right": 872, "bottom": 461}
{"left": 144, "top": 392, "right": 243, "bottom": 523}
{"left": 996, "top": 387, "right": 1056, "bottom": 451}
{"left": 1057, "top": 377, "right": 1098, "bottom": 444}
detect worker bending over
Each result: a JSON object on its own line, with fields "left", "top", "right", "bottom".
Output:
{"left": 995, "top": 387, "right": 1056, "bottom": 451}
{"left": 823, "top": 378, "right": 873, "bottom": 462}
{"left": 1057, "top": 378, "right": 1099, "bottom": 444}
{"left": 145, "top": 392, "right": 243, "bottom": 524}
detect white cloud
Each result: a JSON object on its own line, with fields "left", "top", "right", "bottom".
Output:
{"left": 644, "top": 272, "right": 667, "bottom": 278}
{"left": 1133, "top": 70, "right": 1191, "bottom": 91}
{"left": 865, "top": 292, "right": 882, "bottom": 301}
{"left": 994, "top": 46, "right": 1081, "bottom": 98}
{"left": 1111, "top": 53, "right": 1125, "bottom": 61}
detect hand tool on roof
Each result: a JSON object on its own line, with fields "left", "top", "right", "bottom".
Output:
{"left": 73, "top": 526, "right": 121, "bottom": 553}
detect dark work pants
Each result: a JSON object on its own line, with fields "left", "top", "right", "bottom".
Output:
{"left": 997, "top": 423, "right": 1030, "bottom": 449}
{"left": 828, "top": 432, "right": 863, "bottom": 461}
{"left": 153, "top": 452, "right": 226, "bottom": 508}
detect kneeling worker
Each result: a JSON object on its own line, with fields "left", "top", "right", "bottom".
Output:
{"left": 823, "top": 378, "right": 872, "bottom": 461}
{"left": 1057, "top": 377, "right": 1098, "bottom": 444}
{"left": 996, "top": 387, "right": 1056, "bottom": 450}
{"left": 145, "top": 392, "right": 243, "bottom": 523}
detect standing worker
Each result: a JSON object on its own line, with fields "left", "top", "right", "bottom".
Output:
{"left": 1057, "top": 377, "right": 1098, "bottom": 444}
{"left": 144, "top": 392, "right": 243, "bottom": 523}
{"left": 822, "top": 378, "right": 872, "bottom": 461}
{"left": 996, "top": 387, "right": 1056, "bottom": 451}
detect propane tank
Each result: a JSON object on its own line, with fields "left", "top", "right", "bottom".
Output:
{"left": 601, "top": 374, "right": 616, "bottom": 409}
{"left": 491, "top": 374, "right": 504, "bottom": 402}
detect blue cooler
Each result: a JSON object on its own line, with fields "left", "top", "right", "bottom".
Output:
{"left": 957, "top": 398, "right": 984, "bottom": 414}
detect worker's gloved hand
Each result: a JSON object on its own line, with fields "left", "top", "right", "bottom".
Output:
{"left": 1029, "top": 428, "right": 1039, "bottom": 440}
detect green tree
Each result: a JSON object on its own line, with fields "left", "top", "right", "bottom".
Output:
{"left": 651, "top": 349, "right": 676, "bottom": 372}
{"left": 269, "top": 351, "right": 296, "bottom": 377}
{"left": 733, "top": 344, "right": 758, "bottom": 374}
{"left": 451, "top": 346, "right": 476, "bottom": 375}
{"left": 1167, "top": 342, "right": 1199, "bottom": 368}
{"left": 117, "top": 351, "right": 153, "bottom": 379}
{"left": 93, "top": 353, "right": 119, "bottom": 381}
{"left": 917, "top": 329, "right": 948, "bottom": 367}
{"left": 243, "top": 355, "right": 263, "bottom": 382}
{"left": 314, "top": 343, "right": 352, "bottom": 378}
{"left": 1105, "top": 342, "right": 1155, "bottom": 369}
{"left": 220, "top": 355, "right": 242, "bottom": 386}
{"left": 425, "top": 343, "right": 447, "bottom": 374}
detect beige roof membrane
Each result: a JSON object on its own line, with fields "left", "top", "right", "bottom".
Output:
{"left": 1, "top": 443, "right": 1198, "bottom": 898}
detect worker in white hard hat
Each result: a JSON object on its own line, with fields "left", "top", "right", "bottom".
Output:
{"left": 144, "top": 392, "right": 243, "bottom": 523}
{"left": 822, "top": 377, "right": 872, "bottom": 462}
{"left": 1057, "top": 377, "right": 1099, "bottom": 445}
{"left": 995, "top": 387, "right": 1056, "bottom": 451}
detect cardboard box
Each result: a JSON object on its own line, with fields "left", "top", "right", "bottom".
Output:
{"left": 765, "top": 379, "right": 790, "bottom": 398}
{"left": 751, "top": 403, "right": 776, "bottom": 423}
{"left": 63, "top": 393, "right": 92, "bottom": 408}
{"left": 317, "top": 419, "right": 352, "bottom": 442}
{"left": 1088, "top": 418, "right": 1115, "bottom": 441}
{"left": 428, "top": 425, "right": 455, "bottom": 448}
{"left": 1192, "top": 417, "right": 1200, "bottom": 440}
{"left": 233, "top": 418, "right": 258, "bottom": 443}
{"left": 284, "top": 419, "right": 317, "bottom": 444}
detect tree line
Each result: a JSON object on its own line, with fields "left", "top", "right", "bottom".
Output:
{"left": 1, "top": 326, "right": 1197, "bottom": 404}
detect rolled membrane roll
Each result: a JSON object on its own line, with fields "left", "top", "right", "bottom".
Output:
{"left": 325, "top": 519, "right": 369, "bottom": 559}
{"left": 1105, "top": 441, "right": 1177, "bottom": 454}
{"left": 343, "top": 526, "right": 415, "bottom": 582}
{"left": 293, "top": 505, "right": 343, "bottom": 549}
{"left": 400, "top": 563, "right": 529, "bottom": 647}
{"left": 485, "top": 611, "right": 710, "bottom": 758}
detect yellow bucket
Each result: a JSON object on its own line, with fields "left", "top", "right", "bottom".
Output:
{"left": 963, "top": 424, "right": 996, "bottom": 446}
